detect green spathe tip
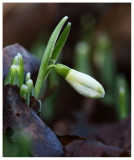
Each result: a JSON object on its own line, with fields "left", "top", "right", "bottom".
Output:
{"left": 12, "top": 53, "right": 24, "bottom": 87}
{"left": 26, "top": 79, "right": 35, "bottom": 97}
{"left": 4, "top": 65, "right": 19, "bottom": 86}
{"left": 20, "top": 84, "right": 30, "bottom": 106}
{"left": 26, "top": 72, "right": 31, "bottom": 83}
{"left": 4, "top": 53, "right": 24, "bottom": 87}
{"left": 13, "top": 53, "right": 22, "bottom": 63}
{"left": 10, "top": 65, "right": 19, "bottom": 86}
{"left": 67, "top": 22, "right": 71, "bottom": 26}
{"left": 55, "top": 63, "right": 70, "bottom": 79}
{"left": 64, "top": 16, "right": 68, "bottom": 20}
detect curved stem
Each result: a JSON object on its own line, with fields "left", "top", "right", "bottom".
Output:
{"left": 45, "top": 64, "right": 56, "bottom": 81}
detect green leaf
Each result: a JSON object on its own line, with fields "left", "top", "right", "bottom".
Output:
{"left": 4, "top": 65, "right": 19, "bottom": 86}
{"left": 51, "top": 22, "right": 71, "bottom": 63}
{"left": 12, "top": 53, "right": 24, "bottom": 88}
{"left": 35, "top": 16, "right": 68, "bottom": 98}
{"left": 4, "top": 53, "right": 24, "bottom": 88}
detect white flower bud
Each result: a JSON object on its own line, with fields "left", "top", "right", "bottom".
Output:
{"left": 66, "top": 69, "right": 105, "bottom": 98}
{"left": 55, "top": 64, "right": 105, "bottom": 99}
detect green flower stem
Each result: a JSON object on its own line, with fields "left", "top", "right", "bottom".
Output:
{"left": 35, "top": 16, "right": 68, "bottom": 98}
{"left": 20, "top": 84, "right": 30, "bottom": 107}
{"left": 47, "top": 64, "right": 56, "bottom": 71}
{"left": 45, "top": 64, "right": 56, "bottom": 77}
{"left": 51, "top": 22, "right": 71, "bottom": 63}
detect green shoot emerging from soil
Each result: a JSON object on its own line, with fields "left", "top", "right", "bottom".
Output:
{"left": 4, "top": 16, "right": 105, "bottom": 110}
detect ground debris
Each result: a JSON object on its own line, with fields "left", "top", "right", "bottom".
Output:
{"left": 58, "top": 135, "right": 85, "bottom": 146}
{"left": 87, "top": 116, "right": 131, "bottom": 155}
{"left": 65, "top": 139, "right": 130, "bottom": 157}
{"left": 3, "top": 84, "right": 64, "bottom": 157}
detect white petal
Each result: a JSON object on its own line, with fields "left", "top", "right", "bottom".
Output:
{"left": 66, "top": 69, "right": 105, "bottom": 98}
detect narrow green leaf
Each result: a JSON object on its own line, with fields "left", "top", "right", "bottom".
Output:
{"left": 39, "top": 22, "right": 71, "bottom": 85}
{"left": 35, "top": 16, "right": 68, "bottom": 98}
{"left": 18, "top": 53, "right": 24, "bottom": 88}
{"left": 51, "top": 22, "right": 71, "bottom": 63}
{"left": 12, "top": 53, "right": 24, "bottom": 88}
{"left": 4, "top": 65, "right": 19, "bottom": 86}
{"left": 11, "top": 66, "right": 20, "bottom": 86}
{"left": 4, "top": 68, "right": 13, "bottom": 86}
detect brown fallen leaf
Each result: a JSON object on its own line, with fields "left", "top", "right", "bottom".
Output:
{"left": 3, "top": 84, "right": 64, "bottom": 157}
{"left": 58, "top": 135, "right": 85, "bottom": 146}
{"left": 65, "top": 139, "right": 129, "bottom": 157}
{"left": 87, "top": 116, "right": 131, "bottom": 155}
{"left": 30, "top": 96, "right": 40, "bottom": 114}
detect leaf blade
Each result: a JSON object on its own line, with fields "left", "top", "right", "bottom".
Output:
{"left": 35, "top": 16, "right": 68, "bottom": 98}
{"left": 51, "top": 22, "right": 71, "bottom": 63}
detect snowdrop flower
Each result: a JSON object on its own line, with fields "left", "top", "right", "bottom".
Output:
{"left": 55, "top": 64, "right": 105, "bottom": 98}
